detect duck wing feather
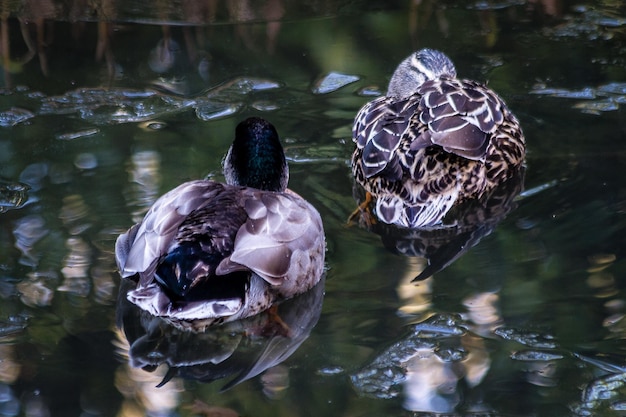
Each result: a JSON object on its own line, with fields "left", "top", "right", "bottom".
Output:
{"left": 216, "top": 190, "right": 324, "bottom": 285}
{"left": 353, "top": 96, "right": 421, "bottom": 180}
{"left": 415, "top": 78, "right": 506, "bottom": 160}
{"left": 352, "top": 79, "right": 510, "bottom": 180}
{"left": 116, "top": 180, "right": 232, "bottom": 286}
{"left": 116, "top": 180, "right": 324, "bottom": 290}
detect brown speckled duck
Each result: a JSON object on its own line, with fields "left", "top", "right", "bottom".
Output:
{"left": 351, "top": 48, "right": 526, "bottom": 228}
{"left": 115, "top": 117, "right": 325, "bottom": 330}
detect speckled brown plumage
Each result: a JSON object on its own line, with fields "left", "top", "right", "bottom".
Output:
{"left": 351, "top": 49, "right": 526, "bottom": 228}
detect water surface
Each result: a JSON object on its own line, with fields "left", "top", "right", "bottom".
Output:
{"left": 1, "top": 1, "right": 626, "bottom": 416}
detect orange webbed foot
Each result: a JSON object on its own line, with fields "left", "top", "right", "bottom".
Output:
{"left": 347, "top": 192, "right": 377, "bottom": 227}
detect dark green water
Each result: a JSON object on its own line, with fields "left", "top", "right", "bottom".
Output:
{"left": 1, "top": 1, "right": 626, "bottom": 416}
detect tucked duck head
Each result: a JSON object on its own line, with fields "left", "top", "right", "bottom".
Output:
{"left": 223, "top": 117, "right": 289, "bottom": 192}
{"left": 387, "top": 48, "right": 457, "bottom": 100}
{"left": 350, "top": 47, "right": 525, "bottom": 229}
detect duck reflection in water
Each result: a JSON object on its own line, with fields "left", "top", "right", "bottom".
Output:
{"left": 349, "top": 48, "right": 525, "bottom": 279}
{"left": 362, "top": 168, "right": 524, "bottom": 281}
{"left": 115, "top": 117, "right": 325, "bottom": 331}
{"left": 116, "top": 276, "right": 324, "bottom": 390}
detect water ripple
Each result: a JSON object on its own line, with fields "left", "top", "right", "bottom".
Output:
{"left": 598, "top": 82, "right": 626, "bottom": 95}
{"left": 59, "top": 195, "right": 92, "bottom": 235}
{"left": 530, "top": 85, "right": 596, "bottom": 99}
{"left": 125, "top": 150, "right": 162, "bottom": 223}
{"left": 195, "top": 101, "right": 243, "bottom": 121}
{"left": 251, "top": 101, "right": 280, "bottom": 112}
{"left": 530, "top": 82, "right": 626, "bottom": 115}
{"left": 356, "top": 86, "right": 383, "bottom": 97}
{"left": 0, "top": 108, "right": 34, "bottom": 127}
{"left": 312, "top": 72, "right": 360, "bottom": 95}
{"left": 574, "top": 99, "right": 619, "bottom": 115}
{"left": 546, "top": 8, "right": 622, "bottom": 40}
{"left": 40, "top": 88, "right": 196, "bottom": 125}
{"left": 19, "top": 163, "right": 48, "bottom": 191}
{"left": 0, "top": 316, "right": 28, "bottom": 339}
{"left": 13, "top": 215, "right": 49, "bottom": 268}
{"left": 469, "top": 0, "right": 525, "bottom": 10}
{"left": 74, "top": 153, "right": 99, "bottom": 170}
{"left": 16, "top": 272, "right": 57, "bottom": 308}
{"left": 0, "top": 180, "right": 31, "bottom": 213}
{"left": 286, "top": 143, "right": 347, "bottom": 164}
{"left": 206, "top": 76, "right": 282, "bottom": 97}
{"left": 574, "top": 372, "right": 626, "bottom": 415}
{"left": 193, "top": 76, "right": 283, "bottom": 120}
{"left": 510, "top": 350, "right": 564, "bottom": 362}
{"left": 56, "top": 129, "right": 100, "bottom": 141}
{"left": 494, "top": 326, "right": 558, "bottom": 349}
{"left": 10, "top": 74, "right": 333, "bottom": 126}
{"left": 59, "top": 237, "right": 92, "bottom": 297}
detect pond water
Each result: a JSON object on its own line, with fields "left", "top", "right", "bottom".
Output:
{"left": 1, "top": 0, "right": 626, "bottom": 416}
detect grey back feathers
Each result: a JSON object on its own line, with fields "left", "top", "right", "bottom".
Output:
{"left": 115, "top": 117, "right": 325, "bottom": 328}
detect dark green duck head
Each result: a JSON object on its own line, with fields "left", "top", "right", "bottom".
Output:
{"left": 223, "top": 117, "right": 289, "bottom": 192}
{"left": 387, "top": 48, "right": 457, "bottom": 99}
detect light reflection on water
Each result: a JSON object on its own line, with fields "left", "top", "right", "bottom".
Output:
{"left": 13, "top": 215, "right": 49, "bottom": 268}
{"left": 0, "top": 0, "right": 625, "bottom": 416}
{"left": 125, "top": 150, "right": 162, "bottom": 223}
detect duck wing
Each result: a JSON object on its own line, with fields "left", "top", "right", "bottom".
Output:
{"left": 116, "top": 180, "right": 231, "bottom": 287}
{"left": 216, "top": 190, "right": 325, "bottom": 288}
{"left": 116, "top": 181, "right": 324, "bottom": 291}
{"left": 353, "top": 96, "right": 421, "bottom": 180}
{"left": 353, "top": 79, "right": 510, "bottom": 180}
{"left": 414, "top": 78, "right": 506, "bottom": 160}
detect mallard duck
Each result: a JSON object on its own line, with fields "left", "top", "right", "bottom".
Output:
{"left": 351, "top": 48, "right": 526, "bottom": 228}
{"left": 115, "top": 117, "right": 325, "bottom": 330}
